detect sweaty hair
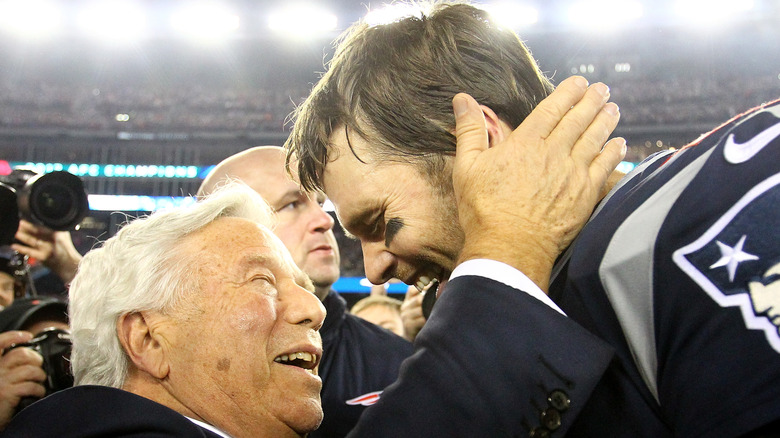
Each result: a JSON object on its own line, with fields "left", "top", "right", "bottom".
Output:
{"left": 285, "top": 1, "right": 554, "bottom": 192}
{"left": 69, "top": 183, "right": 275, "bottom": 388}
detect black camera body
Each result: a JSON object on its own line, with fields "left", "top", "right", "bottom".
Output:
{"left": 0, "top": 169, "right": 89, "bottom": 245}
{"left": 4, "top": 328, "right": 74, "bottom": 410}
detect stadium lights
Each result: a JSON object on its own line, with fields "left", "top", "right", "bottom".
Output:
{"left": 0, "top": 0, "right": 62, "bottom": 39}
{"left": 170, "top": 2, "right": 240, "bottom": 42}
{"left": 483, "top": 3, "right": 539, "bottom": 29}
{"left": 675, "top": 0, "right": 755, "bottom": 26}
{"left": 567, "top": 0, "right": 643, "bottom": 31}
{"left": 76, "top": 0, "right": 147, "bottom": 43}
{"left": 267, "top": 4, "right": 338, "bottom": 38}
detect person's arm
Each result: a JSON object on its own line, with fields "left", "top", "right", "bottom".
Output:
{"left": 12, "top": 220, "right": 82, "bottom": 284}
{"left": 349, "top": 277, "right": 614, "bottom": 437}
{"left": 349, "top": 77, "right": 623, "bottom": 436}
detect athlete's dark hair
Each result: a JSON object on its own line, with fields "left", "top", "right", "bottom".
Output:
{"left": 285, "top": 1, "right": 554, "bottom": 191}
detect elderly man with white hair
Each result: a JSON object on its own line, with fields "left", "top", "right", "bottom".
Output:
{"left": 3, "top": 184, "right": 327, "bottom": 437}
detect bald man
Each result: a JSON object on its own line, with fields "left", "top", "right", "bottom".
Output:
{"left": 199, "top": 147, "right": 413, "bottom": 438}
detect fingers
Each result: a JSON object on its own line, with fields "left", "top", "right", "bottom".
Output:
{"left": 591, "top": 137, "right": 627, "bottom": 185}
{"left": 0, "top": 332, "right": 33, "bottom": 350}
{"left": 453, "top": 93, "right": 489, "bottom": 162}
{"left": 546, "top": 82, "right": 613, "bottom": 155}
{"left": 519, "top": 75, "right": 590, "bottom": 139}
{"left": 570, "top": 101, "right": 621, "bottom": 164}
{"left": 7, "top": 379, "right": 47, "bottom": 399}
{"left": 1, "top": 346, "right": 44, "bottom": 369}
{"left": 1, "top": 362, "right": 46, "bottom": 384}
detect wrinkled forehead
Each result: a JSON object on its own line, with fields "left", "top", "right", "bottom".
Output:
{"left": 183, "top": 217, "right": 311, "bottom": 287}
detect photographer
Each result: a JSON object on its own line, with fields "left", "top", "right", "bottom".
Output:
{"left": 12, "top": 220, "right": 82, "bottom": 286}
{"left": 0, "top": 296, "right": 70, "bottom": 430}
{"left": 0, "top": 168, "right": 88, "bottom": 290}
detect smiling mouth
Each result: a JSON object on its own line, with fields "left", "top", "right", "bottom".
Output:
{"left": 274, "top": 352, "right": 319, "bottom": 373}
{"left": 413, "top": 271, "right": 444, "bottom": 292}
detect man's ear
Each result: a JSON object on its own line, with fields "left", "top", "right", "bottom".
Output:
{"left": 479, "top": 105, "right": 510, "bottom": 148}
{"left": 117, "top": 312, "right": 169, "bottom": 380}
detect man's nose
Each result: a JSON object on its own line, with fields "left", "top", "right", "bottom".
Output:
{"left": 284, "top": 282, "right": 327, "bottom": 330}
{"left": 361, "top": 240, "right": 396, "bottom": 285}
{"left": 309, "top": 204, "right": 335, "bottom": 233}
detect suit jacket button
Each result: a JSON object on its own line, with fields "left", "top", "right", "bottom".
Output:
{"left": 548, "top": 390, "right": 570, "bottom": 412}
{"left": 541, "top": 408, "right": 562, "bottom": 430}
{"left": 529, "top": 427, "right": 550, "bottom": 438}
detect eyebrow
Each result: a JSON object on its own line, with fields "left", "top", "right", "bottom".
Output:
{"left": 340, "top": 208, "right": 378, "bottom": 240}
{"left": 237, "top": 253, "right": 279, "bottom": 275}
{"left": 272, "top": 188, "right": 306, "bottom": 209}
{"left": 385, "top": 217, "right": 404, "bottom": 247}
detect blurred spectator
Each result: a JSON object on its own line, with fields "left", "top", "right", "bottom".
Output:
{"left": 350, "top": 296, "right": 404, "bottom": 337}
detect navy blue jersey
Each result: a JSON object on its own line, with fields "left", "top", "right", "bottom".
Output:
{"left": 553, "top": 99, "right": 780, "bottom": 437}
{"left": 312, "top": 290, "right": 414, "bottom": 438}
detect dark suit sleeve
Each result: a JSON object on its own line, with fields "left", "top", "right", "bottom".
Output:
{"left": 347, "top": 275, "right": 614, "bottom": 437}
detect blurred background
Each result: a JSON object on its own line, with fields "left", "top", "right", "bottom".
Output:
{"left": 1, "top": 0, "right": 778, "bottom": 293}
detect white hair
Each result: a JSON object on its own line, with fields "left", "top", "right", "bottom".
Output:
{"left": 69, "top": 183, "right": 275, "bottom": 388}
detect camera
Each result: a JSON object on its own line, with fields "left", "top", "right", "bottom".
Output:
{"left": 3, "top": 327, "right": 74, "bottom": 410}
{"left": 0, "top": 168, "right": 89, "bottom": 245}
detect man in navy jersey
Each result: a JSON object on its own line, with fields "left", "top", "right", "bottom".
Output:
{"left": 286, "top": 2, "right": 780, "bottom": 436}
{"left": 199, "top": 147, "right": 413, "bottom": 438}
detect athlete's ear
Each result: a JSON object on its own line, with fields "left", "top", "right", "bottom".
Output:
{"left": 479, "top": 105, "right": 509, "bottom": 148}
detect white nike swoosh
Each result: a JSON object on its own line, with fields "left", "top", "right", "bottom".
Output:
{"left": 723, "top": 119, "right": 780, "bottom": 164}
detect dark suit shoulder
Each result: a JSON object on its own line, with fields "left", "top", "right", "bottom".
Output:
{"left": 2, "top": 386, "right": 221, "bottom": 437}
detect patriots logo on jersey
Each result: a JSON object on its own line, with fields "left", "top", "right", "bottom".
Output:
{"left": 673, "top": 173, "right": 780, "bottom": 353}
{"left": 346, "top": 391, "right": 382, "bottom": 406}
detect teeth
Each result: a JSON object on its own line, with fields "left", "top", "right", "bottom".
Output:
{"left": 415, "top": 275, "right": 433, "bottom": 292}
{"left": 274, "top": 352, "right": 317, "bottom": 365}
{"left": 415, "top": 274, "right": 440, "bottom": 292}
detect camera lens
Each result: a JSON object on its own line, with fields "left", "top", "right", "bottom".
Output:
{"left": 18, "top": 171, "right": 89, "bottom": 230}
{"left": 33, "top": 185, "right": 76, "bottom": 221}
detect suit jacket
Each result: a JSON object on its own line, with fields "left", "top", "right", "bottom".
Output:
{"left": 1, "top": 385, "right": 224, "bottom": 437}
{"left": 314, "top": 290, "right": 413, "bottom": 438}
{"left": 348, "top": 275, "right": 615, "bottom": 437}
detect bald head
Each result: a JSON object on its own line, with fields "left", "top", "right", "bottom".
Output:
{"left": 198, "top": 146, "right": 341, "bottom": 300}
{"left": 198, "top": 146, "right": 288, "bottom": 200}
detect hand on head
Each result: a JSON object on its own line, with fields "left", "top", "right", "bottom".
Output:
{"left": 452, "top": 76, "right": 625, "bottom": 291}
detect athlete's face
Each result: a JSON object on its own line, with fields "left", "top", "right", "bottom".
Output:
{"left": 322, "top": 127, "right": 464, "bottom": 293}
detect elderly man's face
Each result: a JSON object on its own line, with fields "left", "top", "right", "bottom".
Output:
{"left": 164, "top": 217, "right": 326, "bottom": 436}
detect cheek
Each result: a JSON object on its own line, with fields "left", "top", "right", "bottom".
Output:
{"left": 226, "top": 300, "right": 275, "bottom": 333}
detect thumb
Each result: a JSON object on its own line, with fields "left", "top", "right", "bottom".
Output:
{"left": 453, "top": 93, "right": 489, "bottom": 162}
